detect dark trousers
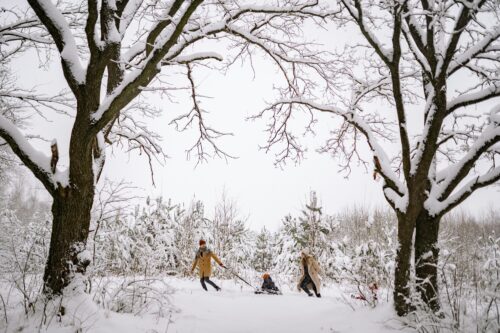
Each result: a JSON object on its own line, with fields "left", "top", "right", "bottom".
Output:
{"left": 200, "top": 277, "right": 220, "bottom": 291}
{"left": 300, "top": 274, "right": 319, "bottom": 296}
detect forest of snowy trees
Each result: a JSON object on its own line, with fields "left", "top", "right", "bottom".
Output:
{"left": 1, "top": 166, "right": 500, "bottom": 330}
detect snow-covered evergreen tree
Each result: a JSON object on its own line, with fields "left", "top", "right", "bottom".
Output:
{"left": 132, "top": 197, "right": 178, "bottom": 274}
{"left": 92, "top": 197, "right": 179, "bottom": 276}
{"left": 274, "top": 192, "right": 330, "bottom": 258}
{"left": 273, "top": 215, "right": 301, "bottom": 281}
{"left": 252, "top": 227, "right": 273, "bottom": 272}
{"left": 173, "top": 199, "right": 210, "bottom": 275}
{"left": 210, "top": 191, "right": 252, "bottom": 276}
{"left": 297, "top": 191, "right": 330, "bottom": 256}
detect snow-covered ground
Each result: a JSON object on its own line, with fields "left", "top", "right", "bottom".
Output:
{"left": 167, "top": 278, "right": 408, "bottom": 333}
{"left": 2, "top": 277, "right": 412, "bottom": 333}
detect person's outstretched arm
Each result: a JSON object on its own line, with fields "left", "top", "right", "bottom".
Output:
{"left": 211, "top": 252, "right": 224, "bottom": 267}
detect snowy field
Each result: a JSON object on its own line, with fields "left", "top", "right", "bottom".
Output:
{"left": 2, "top": 277, "right": 412, "bottom": 333}
{"left": 164, "top": 278, "right": 409, "bottom": 333}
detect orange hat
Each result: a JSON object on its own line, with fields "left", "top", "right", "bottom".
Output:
{"left": 262, "top": 273, "right": 270, "bottom": 280}
{"left": 199, "top": 239, "right": 206, "bottom": 246}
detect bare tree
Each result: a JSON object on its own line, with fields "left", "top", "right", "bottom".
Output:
{"left": 90, "top": 178, "right": 138, "bottom": 266}
{"left": 0, "top": 0, "right": 334, "bottom": 295}
{"left": 257, "top": 0, "right": 500, "bottom": 315}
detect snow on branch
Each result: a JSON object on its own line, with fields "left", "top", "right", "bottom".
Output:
{"left": 163, "top": 52, "right": 224, "bottom": 65}
{"left": 427, "top": 107, "right": 500, "bottom": 216}
{"left": 448, "top": 26, "right": 500, "bottom": 76}
{"left": 447, "top": 84, "right": 500, "bottom": 114}
{"left": 27, "top": 0, "right": 86, "bottom": 89}
{"left": 0, "top": 88, "right": 73, "bottom": 118}
{"left": 90, "top": 0, "right": 205, "bottom": 129}
{"left": 254, "top": 98, "right": 407, "bottom": 206}
{"left": 0, "top": 114, "right": 60, "bottom": 194}
{"left": 226, "top": 0, "right": 339, "bottom": 23}
{"left": 0, "top": 8, "right": 51, "bottom": 45}
{"left": 0, "top": 6, "right": 62, "bottom": 65}
{"left": 101, "top": 0, "right": 123, "bottom": 46}
{"left": 340, "top": 0, "right": 394, "bottom": 64}
{"left": 118, "top": 0, "right": 144, "bottom": 37}
{"left": 400, "top": 18, "right": 431, "bottom": 74}
{"left": 426, "top": 164, "right": 500, "bottom": 217}
{"left": 400, "top": 3, "right": 426, "bottom": 55}
{"left": 436, "top": 1, "right": 491, "bottom": 79}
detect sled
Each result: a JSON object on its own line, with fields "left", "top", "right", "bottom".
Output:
{"left": 254, "top": 288, "right": 282, "bottom": 295}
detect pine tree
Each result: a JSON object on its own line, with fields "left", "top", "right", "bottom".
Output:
{"left": 273, "top": 218, "right": 300, "bottom": 280}
{"left": 173, "top": 200, "right": 210, "bottom": 275}
{"left": 298, "top": 191, "right": 329, "bottom": 255}
{"left": 280, "top": 191, "right": 330, "bottom": 256}
{"left": 252, "top": 227, "right": 273, "bottom": 272}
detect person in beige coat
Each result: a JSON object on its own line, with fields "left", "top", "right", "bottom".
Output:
{"left": 297, "top": 248, "right": 322, "bottom": 298}
{"left": 191, "top": 239, "right": 225, "bottom": 291}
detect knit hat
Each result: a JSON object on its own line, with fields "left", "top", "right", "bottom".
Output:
{"left": 262, "top": 273, "right": 270, "bottom": 280}
{"left": 199, "top": 239, "right": 206, "bottom": 246}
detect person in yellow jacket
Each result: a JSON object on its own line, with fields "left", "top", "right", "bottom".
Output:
{"left": 191, "top": 239, "right": 225, "bottom": 291}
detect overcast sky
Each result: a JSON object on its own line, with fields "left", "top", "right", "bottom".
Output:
{"left": 7, "top": 2, "right": 500, "bottom": 232}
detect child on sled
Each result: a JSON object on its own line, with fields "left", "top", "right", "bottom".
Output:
{"left": 255, "top": 273, "right": 281, "bottom": 295}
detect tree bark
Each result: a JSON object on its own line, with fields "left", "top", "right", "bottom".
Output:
{"left": 415, "top": 210, "right": 441, "bottom": 312}
{"left": 43, "top": 187, "right": 94, "bottom": 294}
{"left": 43, "top": 115, "right": 95, "bottom": 295}
{"left": 393, "top": 212, "right": 415, "bottom": 316}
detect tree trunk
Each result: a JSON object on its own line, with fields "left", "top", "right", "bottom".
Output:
{"left": 43, "top": 188, "right": 94, "bottom": 294}
{"left": 394, "top": 213, "right": 415, "bottom": 316}
{"left": 43, "top": 117, "right": 96, "bottom": 295}
{"left": 415, "top": 210, "right": 440, "bottom": 312}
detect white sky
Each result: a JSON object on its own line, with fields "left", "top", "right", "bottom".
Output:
{"left": 6, "top": 1, "right": 500, "bottom": 232}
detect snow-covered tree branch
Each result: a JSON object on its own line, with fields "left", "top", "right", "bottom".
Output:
{"left": 0, "top": 114, "right": 54, "bottom": 193}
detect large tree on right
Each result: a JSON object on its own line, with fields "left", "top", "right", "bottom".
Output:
{"left": 259, "top": 0, "right": 500, "bottom": 316}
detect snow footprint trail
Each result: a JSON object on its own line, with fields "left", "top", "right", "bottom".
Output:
{"left": 167, "top": 278, "right": 412, "bottom": 333}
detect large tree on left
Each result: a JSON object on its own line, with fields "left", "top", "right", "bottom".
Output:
{"left": 0, "top": 0, "right": 331, "bottom": 295}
